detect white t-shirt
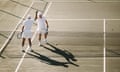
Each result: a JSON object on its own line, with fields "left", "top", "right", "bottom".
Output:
{"left": 23, "top": 19, "right": 34, "bottom": 32}
{"left": 36, "top": 17, "right": 47, "bottom": 31}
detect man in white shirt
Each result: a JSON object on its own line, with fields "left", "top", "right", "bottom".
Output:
{"left": 21, "top": 15, "right": 34, "bottom": 52}
{"left": 35, "top": 11, "right": 49, "bottom": 46}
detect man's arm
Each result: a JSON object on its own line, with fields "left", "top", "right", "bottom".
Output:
{"left": 22, "top": 26, "right": 24, "bottom": 32}
{"left": 34, "top": 20, "right": 37, "bottom": 25}
{"left": 45, "top": 20, "right": 49, "bottom": 29}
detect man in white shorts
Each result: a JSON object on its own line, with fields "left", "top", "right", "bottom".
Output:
{"left": 35, "top": 11, "right": 49, "bottom": 46}
{"left": 21, "top": 15, "right": 34, "bottom": 52}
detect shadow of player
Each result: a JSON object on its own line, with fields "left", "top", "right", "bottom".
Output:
{"left": 41, "top": 43, "right": 79, "bottom": 67}
{"left": 27, "top": 51, "right": 69, "bottom": 68}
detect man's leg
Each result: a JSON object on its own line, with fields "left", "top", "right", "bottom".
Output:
{"left": 28, "top": 38, "right": 32, "bottom": 48}
{"left": 22, "top": 38, "right": 25, "bottom": 47}
{"left": 44, "top": 30, "right": 48, "bottom": 43}
{"left": 39, "top": 33, "right": 42, "bottom": 46}
{"left": 44, "top": 32, "right": 48, "bottom": 39}
{"left": 22, "top": 38, "right": 25, "bottom": 51}
{"left": 28, "top": 38, "right": 33, "bottom": 51}
{"left": 39, "top": 33, "right": 42, "bottom": 41}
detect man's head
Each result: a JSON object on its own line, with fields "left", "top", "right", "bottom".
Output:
{"left": 27, "top": 15, "right": 31, "bottom": 19}
{"left": 37, "top": 11, "right": 42, "bottom": 18}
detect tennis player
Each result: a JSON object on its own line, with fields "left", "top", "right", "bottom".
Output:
{"left": 21, "top": 15, "right": 34, "bottom": 52}
{"left": 35, "top": 11, "right": 49, "bottom": 46}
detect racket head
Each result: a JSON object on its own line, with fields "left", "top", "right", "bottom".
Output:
{"left": 17, "top": 32, "right": 22, "bottom": 39}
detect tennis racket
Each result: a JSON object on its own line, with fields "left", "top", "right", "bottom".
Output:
{"left": 17, "top": 32, "right": 22, "bottom": 39}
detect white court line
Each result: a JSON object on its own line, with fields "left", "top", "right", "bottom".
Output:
{"left": 41, "top": 1, "right": 120, "bottom": 3}
{"left": 14, "top": 1, "right": 52, "bottom": 72}
{"left": 43, "top": 2, "right": 52, "bottom": 16}
{"left": 47, "top": 19, "right": 120, "bottom": 21}
{"left": 34, "top": 0, "right": 45, "bottom": 3}
{"left": 95, "top": 0, "right": 120, "bottom": 3}
{"left": 103, "top": 19, "right": 106, "bottom": 72}
{"left": 14, "top": 1, "right": 34, "bottom": 72}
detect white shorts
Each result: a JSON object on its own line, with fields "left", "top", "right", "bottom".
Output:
{"left": 22, "top": 31, "right": 32, "bottom": 38}
{"left": 37, "top": 29, "right": 48, "bottom": 34}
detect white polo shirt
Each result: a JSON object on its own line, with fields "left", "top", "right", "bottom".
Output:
{"left": 36, "top": 17, "right": 47, "bottom": 31}
{"left": 22, "top": 18, "right": 34, "bottom": 38}
{"left": 23, "top": 19, "right": 34, "bottom": 32}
